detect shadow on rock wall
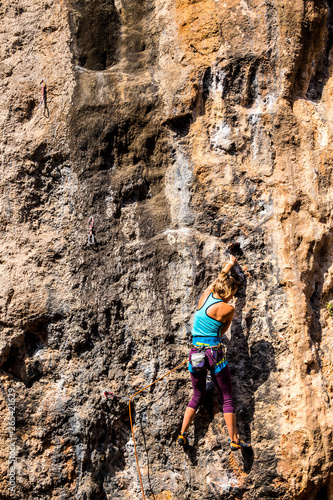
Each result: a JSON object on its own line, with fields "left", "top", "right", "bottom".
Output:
{"left": 229, "top": 260, "right": 277, "bottom": 489}
{"left": 67, "top": 0, "right": 121, "bottom": 70}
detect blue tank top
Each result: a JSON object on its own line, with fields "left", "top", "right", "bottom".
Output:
{"left": 191, "top": 293, "right": 226, "bottom": 345}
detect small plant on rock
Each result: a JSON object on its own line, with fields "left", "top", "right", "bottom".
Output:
{"left": 325, "top": 301, "right": 333, "bottom": 317}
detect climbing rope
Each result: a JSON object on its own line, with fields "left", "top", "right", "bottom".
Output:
{"left": 88, "top": 216, "right": 94, "bottom": 245}
{"left": 105, "top": 358, "right": 188, "bottom": 500}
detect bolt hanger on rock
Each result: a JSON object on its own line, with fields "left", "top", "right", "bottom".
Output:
{"left": 88, "top": 216, "right": 95, "bottom": 245}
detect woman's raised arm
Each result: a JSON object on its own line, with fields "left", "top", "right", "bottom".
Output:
{"left": 208, "top": 255, "right": 237, "bottom": 292}
{"left": 221, "top": 255, "right": 237, "bottom": 274}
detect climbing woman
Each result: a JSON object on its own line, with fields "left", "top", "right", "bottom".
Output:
{"left": 178, "top": 255, "right": 250, "bottom": 451}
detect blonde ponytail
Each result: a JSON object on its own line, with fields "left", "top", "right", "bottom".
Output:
{"left": 212, "top": 271, "right": 239, "bottom": 299}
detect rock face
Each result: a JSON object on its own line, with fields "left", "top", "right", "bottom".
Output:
{"left": 0, "top": 0, "right": 333, "bottom": 498}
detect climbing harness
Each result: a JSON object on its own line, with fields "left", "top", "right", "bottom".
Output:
{"left": 190, "top": 343, "right": 224, "bottom": 371}
{"left": 88, "top": 216, "right": 95, "bottom": 245}
{"left": 39, "top": 79, "right": 46, "bottom": 108}
{"left": 104, "top": 358, "right": 188, "bottom": 500}
{"left": 206, "top": 344, "right": 224, "bottom": 368}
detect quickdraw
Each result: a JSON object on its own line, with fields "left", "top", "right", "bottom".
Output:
{"left": 104, "top": 391, "right": 130, "bottom": 401}
{"left": 88, "top": 216, "right": 95, "bottom": 245}
{"left": 39, "top": 79, "right": 46, "bottom": 108}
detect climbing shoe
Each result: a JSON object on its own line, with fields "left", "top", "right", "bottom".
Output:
{"left": 229, "top": 438, "right": 251, "bottom": 451}
{"left": 177, "top": 432, "right": 187, "bottom": 446}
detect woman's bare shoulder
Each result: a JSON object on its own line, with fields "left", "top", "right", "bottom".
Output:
{"left": 220, "top": 302, "right": 235, "bottom": 317}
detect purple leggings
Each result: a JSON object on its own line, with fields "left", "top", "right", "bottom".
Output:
{"left": 188, "top": 365, "right": 235, "bottom": 413}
